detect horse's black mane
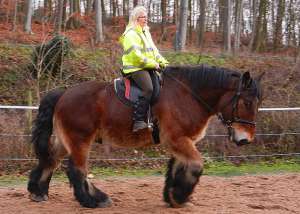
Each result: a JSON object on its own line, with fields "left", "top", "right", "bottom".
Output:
{"left": 164, "top": 64, "right": 240, "bottom": 90}
{"left": 164, "top": 64, "right": 262, "bottom": 100}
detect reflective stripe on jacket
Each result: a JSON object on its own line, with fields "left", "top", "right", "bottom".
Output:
{"left": 119, "top": 25, "right": 168, "bottom": 74}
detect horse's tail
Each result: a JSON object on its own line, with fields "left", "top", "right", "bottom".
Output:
{"left": 31, "top": 89, "right": 65, "bottom": 162}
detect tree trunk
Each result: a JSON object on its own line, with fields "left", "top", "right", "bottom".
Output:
{"left": 24, "top": 0, "right": 33, "bottom": 33}
{"left": 95, "top": 0, "right": 104, "bottom": 43}
{"left": 161, "top": 0, "right": 167, "bottom": 40}
{"left": 44, "top": 0, "right": 53, "bottom": 18}
{"left": 173, "top": 0, "right": 178, "bottom": 24}
{"left": 188, "top": 0, "right": 192, "bottom": 44}
{"left": 133, "top": 0, "right": 138, "bottom": 7}
{"left": 174, "top": 0, "right": 188, "bottom": 51}
{"left": 273, "top": 0, "right": 285, "bottom": 50}
{"left": 67, "top": 0, "right": 81, "bottom": 29}
{"left": 249, "top": 0, "right": 257, "bottom": 50}
{"left": 198, "top": 0, "right": 206, "bottom": 48}
{"left": 55, "top": 0, "right": 64, "bottom": 34}
{"left": 101, "top": 0, "right": 106, "bottom": 22}
{"left": 223, "top": 0, "right": 231, "bottom": 53}
{"left": 112, "top": 0, "right": 117, "bottom": 17}
{"left": 234, "top": 0, "right": 243, "bottom": 54}
{"left": 11, "top": 0, "right": 18, "bottom": 32}
{"left": 286, "top": 0, "right": 295, "bottom": 46}
{"left": 86, "top": 0, "right": 93, "bottom": 15}
{"left": 218, "top": 0, "right": 225, "bottom": 33}
{"left": 252, "top": 0, "right": 268, "bottom": 52}
{"left": 123, "top": 0, "right": 128, "bottom": 17}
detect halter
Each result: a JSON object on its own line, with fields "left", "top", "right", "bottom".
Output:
{"left": 163, "top": 70, "right": 256, "bottom": 142}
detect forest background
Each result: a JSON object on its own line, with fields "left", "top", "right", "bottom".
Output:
{"left": 0, "top": 0, "right": 299, "bottom": 171}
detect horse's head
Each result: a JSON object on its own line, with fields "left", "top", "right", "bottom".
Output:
{"left": 218, "top": 71, "right": 264, "bottom": 146}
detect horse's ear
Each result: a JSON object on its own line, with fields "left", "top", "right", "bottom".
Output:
{"left": 242, "top": 71, "right": 251, "bottom": 87}
{"left": 255, "top": 72, "right": 265, "bottom": 82}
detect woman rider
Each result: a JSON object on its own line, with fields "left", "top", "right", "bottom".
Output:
{"left": 119, "top": 6, "right": 168, "bottom": 132}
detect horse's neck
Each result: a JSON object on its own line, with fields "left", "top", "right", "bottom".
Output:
{"left": 163, "top": 78, "right": 229, "bottom": 113}
{"left": 198, "top": 88, "right": 229, "bottom": 113}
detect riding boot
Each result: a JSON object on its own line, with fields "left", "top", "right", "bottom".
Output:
{"left": 132, "top": 97, "right": 150, "bottom": 132}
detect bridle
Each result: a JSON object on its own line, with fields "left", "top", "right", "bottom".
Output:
{"left": 162, "top": 70, "right": 257, "bottom": 143}
{"left": 216, "top": 75, "right": 256, "bottom": 144}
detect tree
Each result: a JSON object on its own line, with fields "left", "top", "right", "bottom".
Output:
{"left": 249, "top": 0, "right": 258, "bottom": 50}
{"left": 173, "top": 0, "right": 179, "bottom": 24}
{"left": 234, "top": 0, "right": 243, "bottom": 54}
{"left": 12, "top": 0, "right": 18, "bottom": 32}
{"left": 273, "top": 0, "right": 285, "bottom": 50}
{"left": 223, "top": 0, "right": 232, "bottom": 52}
{"left": 123, "top": 0, "right": 129, "bottom": 17}
{"left": 218, "top": 0, "right": 225, "bottom": 33}
{"left": 252, "top": 0, "right": 268, "bottom": 52}
{"left": 44, "top": 0, "right": 53, "bottom": 18}
{"left": 95, "top": 0, "right": 104, "bottom": 43}
{"left": 198, "top": 0, "right": 206, "bottom": 48}
{"left": 67, "top": 0, "right": 81, "bottom": 29}
{"left": 174, "top": 0, "right": 188, "bottom": 51}
{"left": 285, "top": 0, "right": 296, "bottom": 46}
{"left": 160, "top": 0, "right": 167, "bottom": 41}
{"left": 112, "top": 0, "right": 117, "bottom": 17}
{"left": 24, "top": 0, "right": 33, "bottom": 33}
{"left": 54, "top": 0, "right": 64, "bottom": 34}
{"left": 86, "top": 0, "right": 94, "bottom": 15}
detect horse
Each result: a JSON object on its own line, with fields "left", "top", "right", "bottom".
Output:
{"left": 27, "top": 64, "right": 264, "bottom": 208}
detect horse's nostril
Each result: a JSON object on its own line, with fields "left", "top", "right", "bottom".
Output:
{"left": 235, "top": 139, "right": 250, "bottom": 146}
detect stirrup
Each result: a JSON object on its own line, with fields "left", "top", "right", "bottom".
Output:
{"left": 132, "top": 121, "right": 148, "bottom": 132}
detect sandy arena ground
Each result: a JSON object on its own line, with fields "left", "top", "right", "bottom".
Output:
{"left": 0, "top": 173, "right": 300, "bottom": 214}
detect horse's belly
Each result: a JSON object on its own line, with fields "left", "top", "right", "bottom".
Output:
{"left": 101, "top": 129, "right": 154, "bottom": 148}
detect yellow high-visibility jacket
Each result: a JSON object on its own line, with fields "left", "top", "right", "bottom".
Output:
{"left": 119, "top": 25, "right": 168, "bottom": 74}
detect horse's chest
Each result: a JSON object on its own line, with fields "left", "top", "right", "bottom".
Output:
{"left": 191, "top": 119, "right": 210, "bottom": 143}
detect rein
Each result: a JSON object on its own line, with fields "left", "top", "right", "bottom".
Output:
{"left": 162, "top": 69, "right": 256, "bottom": 141}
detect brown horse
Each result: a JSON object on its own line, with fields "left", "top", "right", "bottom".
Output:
{"left": 28, "top": 65, "right": 264, "bottom": 208}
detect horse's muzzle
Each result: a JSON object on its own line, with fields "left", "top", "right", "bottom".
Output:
{"left": 235, "top": 139, "right": 250, "bottom": 146}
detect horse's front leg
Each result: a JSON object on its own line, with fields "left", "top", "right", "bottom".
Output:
{"left": 163, "top": 137, "right": 203, "bottom": 208}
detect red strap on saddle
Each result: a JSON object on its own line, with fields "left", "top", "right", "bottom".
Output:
{"left": 124, "top": 78, "right": 130, "bottom": 99}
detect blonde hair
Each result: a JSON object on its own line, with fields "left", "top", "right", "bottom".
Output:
{"left": 128, "top": 6, "right": 147, "bottom": 27}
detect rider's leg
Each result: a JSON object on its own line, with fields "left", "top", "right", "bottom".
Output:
{"left": 131, "top": 70, "right": 153, "bottom": 132}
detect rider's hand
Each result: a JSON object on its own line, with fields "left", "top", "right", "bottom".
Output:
{"left": 159, "top": 62, "right": 168, "bottom": 69}
{"left": 155, "top": 63, "right": 160, "bottom": 70}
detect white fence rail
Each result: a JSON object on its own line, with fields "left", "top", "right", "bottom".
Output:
{"left": 0, "top": 105, "right": 299, "bottom": 161}
{"left": 1, "top": 105, "right": 300, "bottom": 111}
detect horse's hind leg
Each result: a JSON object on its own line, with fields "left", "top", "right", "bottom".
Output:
{"left": 163, "top": 137, "right": 203, "bottom": 208}
{"left": 65, "top": 136, "right": 112, "bottom": 208}
{"left": 28, "top": 137, "right": 66, "bottom": 202}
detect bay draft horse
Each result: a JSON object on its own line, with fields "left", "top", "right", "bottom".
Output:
{"left": 28, "top": 64, "right": 264, "bottom": 208}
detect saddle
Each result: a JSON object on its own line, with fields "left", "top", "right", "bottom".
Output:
{"left": 113, "top": 70, "right": 161, "bottom": 144}
{"left": 114, "top": 71, "right": 161, "bottom": 106}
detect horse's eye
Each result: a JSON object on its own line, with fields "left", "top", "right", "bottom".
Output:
{"left": 244, "top": 100, "right": 252, "bottom": 108}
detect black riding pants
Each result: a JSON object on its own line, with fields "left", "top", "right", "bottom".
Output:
{"left": 130, "top": 70, "right": 153, "bottom": 101}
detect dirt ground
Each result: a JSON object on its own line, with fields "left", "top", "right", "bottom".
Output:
{"left": 0, "top": 173, "right": 299, "bottom": 214}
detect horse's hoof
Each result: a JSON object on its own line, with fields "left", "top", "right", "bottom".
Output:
{"left": 30, "top": 194, "right": 48, "bottom": 202}
{"left": 97, "top": 197, "right": 112, "bottom": 208}
{"left": 168, "top": 191, "right": 186, "bottom": 208}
